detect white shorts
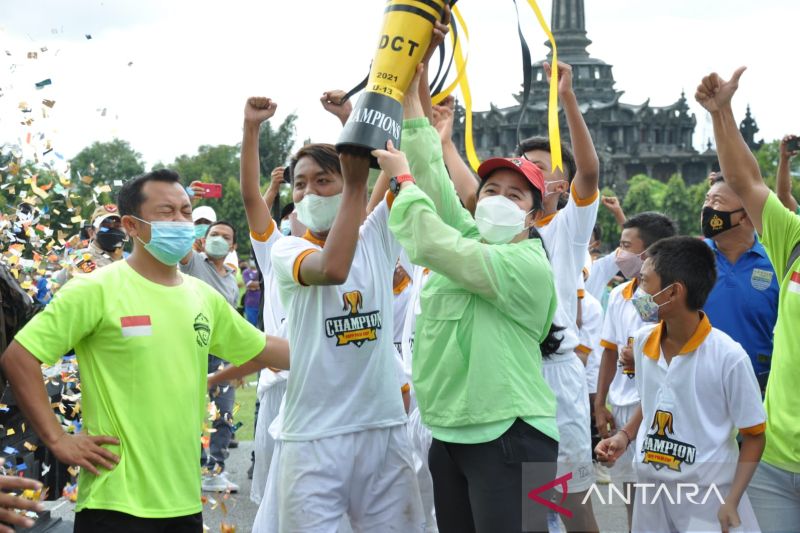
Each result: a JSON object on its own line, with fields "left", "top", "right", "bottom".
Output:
{"left": 253, "top": 425, "right": 425, "bottom": 533}
{"left": 585, "top": 349, "right": 600, "bottom": 394}
{"left": 251, "top": 379, "right": 287, "bottom": 504}
{"left": 542, "top": 355, "right": 594, "bottom": 492}
{"left": 632, "top": 481, "right": 759, "bottom": 532}
{"left": 609, "top": 403, "right": 638, "bottom": 483}
{"left": 407, "top": 408, "right": 437, "bottom": 532}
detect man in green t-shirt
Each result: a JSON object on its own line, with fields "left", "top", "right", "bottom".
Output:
{"left": 0, "top": 169, "right": 289, "bottom": 533}
{"left": 696, "top": 67, "right": 800, "bottom": 532}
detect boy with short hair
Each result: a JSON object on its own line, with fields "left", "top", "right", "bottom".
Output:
{"left": 596, "top": 236, "right": 765, "bottom": 532}
{"left": 594, "top": 211, "right": 677, "bottom": 526}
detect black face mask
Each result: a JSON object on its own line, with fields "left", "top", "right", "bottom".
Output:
{"left": 95, "top": 228, "right": 127, "bottom": 252}
{"left": 701, "top": 206, "right": 744, "bottom": 238}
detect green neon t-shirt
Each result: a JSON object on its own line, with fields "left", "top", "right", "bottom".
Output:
{"left": 15, "top": 261, "right": 267, "bottom": 517}
{"left": 758, "top": 193, "right": 800, "bottom": 473}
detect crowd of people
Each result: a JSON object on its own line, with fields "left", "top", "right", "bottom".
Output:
{"left": 0, "top": 15, "right": 798, "bottom": 533}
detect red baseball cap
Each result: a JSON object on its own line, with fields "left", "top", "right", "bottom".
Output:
{"left": 477, "top": 157, "right": 545, "bottom": 196}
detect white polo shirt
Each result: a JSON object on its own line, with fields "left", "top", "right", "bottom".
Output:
{"left": 578, "top": 288, "right": 604, "bottom": 394}
{"left": 400, "top": 266, "right": 430, "bottom": 382}
{"left": 632, "top": 314, "right": 766, "bottom": 485}
{"left": 271, "top": 199, "right": 406, "bottom": 441}
{"left": 536, "top": 184, "right": 599, "bottom": 358}
{"left": 600, "top": 279, "right": 646, "bottom": 407}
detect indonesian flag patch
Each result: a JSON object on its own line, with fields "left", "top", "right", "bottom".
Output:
{"left": 790, "top": 272, "right": 800, "bottom": 295}
{"left": 120, "top": 315, "right": 152, "bottom": 337}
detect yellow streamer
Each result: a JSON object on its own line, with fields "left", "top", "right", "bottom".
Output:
{"left": 524, "top": 0, "right": 563, "bottom": 173}
{"left": 450, "top": 4, "right": 481, "bottom": 172}
{"left": 431, "top": 6, "right": 470, "bottom": 105}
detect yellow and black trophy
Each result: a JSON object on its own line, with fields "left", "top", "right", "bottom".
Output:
{"left": 337, "top": 0, "right": 453, "bottom": 162}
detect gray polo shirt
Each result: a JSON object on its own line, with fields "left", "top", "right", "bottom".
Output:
{"left": 179, "top": 252, "right": 239, "bottom": 308}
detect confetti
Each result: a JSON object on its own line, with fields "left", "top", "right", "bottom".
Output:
{"left": 35, "top": 79, "right": 52, "bottom": 90}
{"left": 85, "top": 34, "right": 92, "bottom": 40}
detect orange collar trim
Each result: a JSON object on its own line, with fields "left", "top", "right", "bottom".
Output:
{"left": 393, "top": 275, "right": 411, "bottom": 295}
{"left": 303, "top": 230, "right": 326, "bottom": 248}
{"left": 621, "top": 278, "right": 638, "bottom": 300}
{"left": 643, "top": 313, "right": 712, "bottom": 361}
{"left": 535, "top": 212, "right": 557, "bottom": 228}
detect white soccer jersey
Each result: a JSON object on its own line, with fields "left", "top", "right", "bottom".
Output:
{"left": 392, "top": 276, "right": 412, "bottom": 356}
{"left": 271, "top": 199, "right": 406, "bottom": 441}
{"left": 600, "top": 279, "right": 646, "bottom": 407}
{"left": 536, "top": 184, "right": 599, "bottom": 357}
{"left": 400, "top": 266, "right": 430, "bottom": 382}
{"left": 578, "top": 289, "right": 604, "bottom": 393}
{"left": 632, "top": 314, "right": 766, "bottom": 485}
{"left": 250, "top": 221, "right": 289, "bottom": 390}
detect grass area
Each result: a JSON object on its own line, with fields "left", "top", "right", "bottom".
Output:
{"left": 232, "top": 374, "right": 259, "bottom": 441}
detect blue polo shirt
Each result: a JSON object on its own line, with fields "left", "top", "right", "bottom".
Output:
{"left": 703, "top": 237, "right": 778, "bottom": 388}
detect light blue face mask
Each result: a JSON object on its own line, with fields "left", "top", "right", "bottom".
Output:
{"left": 205, "top": 235, "right": 231, "bottom": 259}
{"left": 133, "top": 217, "right": 195, "bottom": 266}
{"left": 194, "top": 223, "right": 210, "bottom": 239}
{"left": 280, "top": 219, "right": 292, "bottom": 236}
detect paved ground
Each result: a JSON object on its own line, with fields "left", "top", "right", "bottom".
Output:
{"left": 43, "top": 441, "right": 630, "bottom": 532}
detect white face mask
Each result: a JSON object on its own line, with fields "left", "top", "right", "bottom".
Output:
{"left": 474, "top": 195, "right": 531, "bottom": 244}
{"left": 295, "top": 193, "right": 342, "bottom": 233}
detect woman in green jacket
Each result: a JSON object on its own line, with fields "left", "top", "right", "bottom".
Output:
{"left": 373, "top": 102, "right": 562, "bottom": 531}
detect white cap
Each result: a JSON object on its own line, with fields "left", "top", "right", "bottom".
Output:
{"left": 192, "top": 205, "right": 217, "bottom": 223}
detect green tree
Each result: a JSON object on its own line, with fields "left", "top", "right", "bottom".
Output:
{"left": 70, "top": 139, "right": 145, "bottom": 184}
{"left": 258, "top": 114, "right": 297, "bottom": 178}
{"left": 661, "top": 174, "right": 696, "bottom": 235}
{"left": 171, "top": 144, "right": 240, "bottom": 185}
{"left": 686, "top": 181, "right": 708, "bottom": 236}
{"left": 622, "top": 174, "right": 667, "bottom": 216}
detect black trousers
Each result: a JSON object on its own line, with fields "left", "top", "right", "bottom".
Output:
{"left": 74, "top": 509, "right": 203, "bottom": 533}
{"left": 429, "top": 418, "right": 559, "bottom": 533}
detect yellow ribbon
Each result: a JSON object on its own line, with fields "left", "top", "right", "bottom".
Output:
{"left": 524, "top": 0, "right": 563, "bottom": 173}
{"left": 450, "top": 4, "right": 481, "bottom": 171}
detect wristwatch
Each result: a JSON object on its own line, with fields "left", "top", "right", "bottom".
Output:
{"left": 389, "top": 174, "right": 416, "bottom": 195}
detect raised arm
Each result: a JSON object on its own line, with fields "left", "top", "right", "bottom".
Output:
{"left": 776, "top": 135, "right": 799, "bottom": 212}
{"left": 298, "top": 153, "right": 371, "bottom": 285}
{"left": 320, "top": 90, "right": 353, "bottom": 127}
{"left": 547, "top": 61, "right": 600, "bottom": 199}
{"left": 264, "top": 166, "right": 285, "bottom": 213}
{"left": 241, "top": 97, "right": 278, "bottom": 236}
{"left": 433, "top": 96, "right": 479, "bottom": 213}
{"left": 696, "top": 67, "right": 770, "bottom": 235}
{"left": 601, "top": 195, "right": 626, "bottom": 227}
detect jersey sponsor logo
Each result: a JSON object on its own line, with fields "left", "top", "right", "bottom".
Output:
{"left": 120, "top": 315, "right": 152, "bottom": 337}
{"left": 642, "top": 410, "right": 696, "bottom": 472}
{"left": 325, "top": 291, "right": 382, "bottom": 347}
{"left": 750, "top": 268, "right": 774, "bottom": 291}
{"left": 194, "top": 313, "right": 211, "bottom": 347}
{"left": 789, "top": 272, "right": 800, "bottom": 295}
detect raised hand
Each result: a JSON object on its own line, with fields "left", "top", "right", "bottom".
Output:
{"left": 320, "top": 90, "right": 352, "bottom": 126}
{"left": 432, "top": 96, "right": 455, "bottom": 144}
{"left": 780, "top": 135, "right": 798, "bottom": 160}
{"left": 695, "top": 67, "right": 746, "bottom": 113}
{"left": 543, "top": 61, "right": 574, "bottom": 96}
{"left": 49, "top": 432, "right": 120, "bottom": 476}
{"left": 339, "top": 152, "right": 371, "bottom": 186}
{"left": 371, "top": 140, "right": 411, "bottom": 178}
{"left": 244, "top": 97, "right": 277, "bottom": 126}
{"left": 269, "top": 167, "right": 286, "bottom": 190}
{"left": 422, "top": 5, "right": 451, "bottom": 66}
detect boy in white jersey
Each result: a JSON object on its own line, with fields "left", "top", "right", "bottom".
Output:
{"left": 596, "top": 236, "right": 765, "bottom": 533}
{"left": 595, "top": 211, "right": 677, "bottom": 527}
{"left": 517, "top": 61, "right": 601, "bottom": 531}
{"left": 231, "top": 93, "right": 423, "bottom": 531}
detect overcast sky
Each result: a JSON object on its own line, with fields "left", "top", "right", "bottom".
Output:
{"left": 0, "top": 0, "right": 797, "bottom": 172}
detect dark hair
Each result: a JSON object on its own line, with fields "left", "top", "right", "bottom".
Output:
{"left": 289, "top": 144, "right": 341, "bottom": 182}
{"left": 517, "top": 137, "right": 577, "bottom": 182}
{"left": 592, "top": 223, "right": 602, "bottom": 243}
{"left": 622, "top": 212, "right": 677, "bottom": 249}
{"left": 118, "top": 169, "right": 182, "bottom": 217}
{"left": 647, "top": 236, "right": 716, "bottom": 311}
{"left": 280, "top": 202, "right": 294, "bottom": 221}
{"left": 709, "top": 172, "right": 725, "bottom": 185}
{"left": 207, "top": 220, "right": 237, "bottom": 245}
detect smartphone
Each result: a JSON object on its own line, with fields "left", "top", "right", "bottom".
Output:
{"left": 787, "top": 137, "right": 800, "bottom": 153}
{"left": 200, "top": 183, "right": 222, "bottom": 199}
